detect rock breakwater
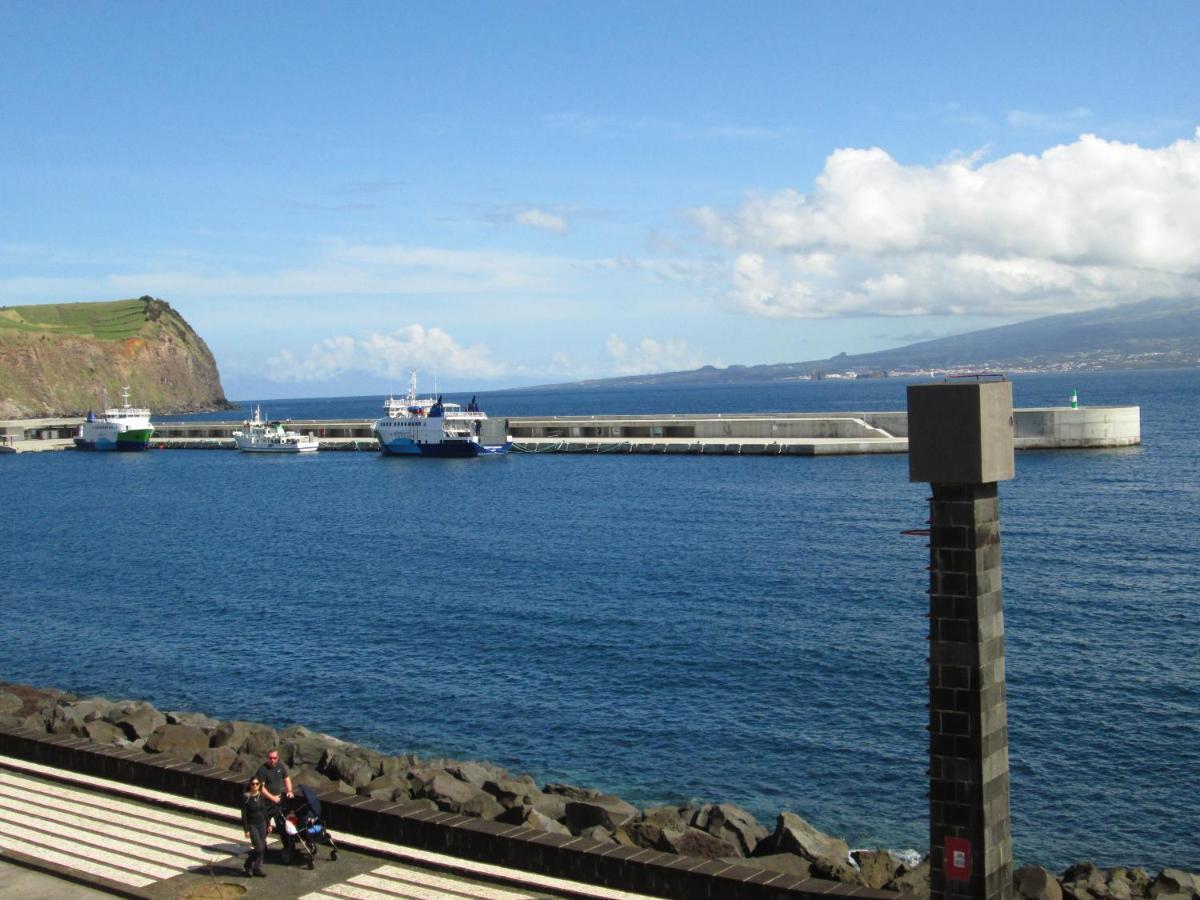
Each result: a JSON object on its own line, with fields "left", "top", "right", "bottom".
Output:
{"left": 1, "top": 682, "right": 1195, "bottom": 900}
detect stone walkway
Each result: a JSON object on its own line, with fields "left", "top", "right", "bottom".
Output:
{"left": 0, "top": 755, "right": 653, "bottom": 899}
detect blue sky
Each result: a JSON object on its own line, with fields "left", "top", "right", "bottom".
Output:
{"left": 2, "top": 2, "right": 1198, "bottom": 397}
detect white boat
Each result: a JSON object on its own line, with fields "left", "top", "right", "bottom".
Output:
{"left": 74, "top": 387, "right": 154, "bottom": 451}
{"left": 373, "top": 372, "right": 510, "bottom": 457}
{"left": 232, "top": 406, "right": 319, "bottom": 453}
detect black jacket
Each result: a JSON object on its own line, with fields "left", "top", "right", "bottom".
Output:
{"left": 241, "top": 792, "right": 270, "bottom": 830}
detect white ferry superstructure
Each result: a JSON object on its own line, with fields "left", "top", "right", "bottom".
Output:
{"left": 373, "top": 372, "right": 510, "bottom": 458}
{"left": 74, "top": 386, "right": 154, "bottom": 451}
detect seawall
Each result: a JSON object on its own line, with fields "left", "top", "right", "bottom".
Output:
{"left": 0, "top": 406, "right": 1142, "bottom": 454}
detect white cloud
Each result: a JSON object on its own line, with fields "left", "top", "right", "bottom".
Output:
{"left": 695, "top": 128, "right": 1200, "bottom": 319}
{"left": 514, "top": 207, "right": 570, "bottom": 234}
{"left": 265, "top": 324, "right": 503, "bottom": 383}
{"left": 605, "top": 334, "right": 701, "bottom": 375}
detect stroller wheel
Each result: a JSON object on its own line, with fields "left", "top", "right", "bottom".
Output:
{"left": 330, "top": 850, "right": 338, "bottom": 861}
{"left": 307, "top": 858, "right": 314, "bottom": 870}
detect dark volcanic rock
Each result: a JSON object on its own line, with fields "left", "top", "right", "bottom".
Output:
{"left": 564, "top": 795, "right": 638, "bottom": 834}
{"left": 658, "top": 826, "right": 740, "bottom": 859}
{"left": 691, "top": 803, "right": 767, "bottom": 857}
{"left": 755, "top": 811, "right": 850, "bottom": 868}
{"left": 194, "top": 747, "right": 239, "bottom": 770}
{"left": 544, "top": 782, "right": 602, "bottom": 801}
{"left": 83, "top": 720, "right": 126, "bottom": 745}
{"left": 854, "top": 849, "right": 902, "bottom": 890}
{"left": 111, "top": 702, "right": 166, "bottom": 740}
{"left": 886, "top": 858, "right": 931, "bottom": 897}
{"left": 144, "top": 724, "right": 210, "bottom": 759}
{"left": 1017, "top": 865, "right": 1065, "bottom": 900}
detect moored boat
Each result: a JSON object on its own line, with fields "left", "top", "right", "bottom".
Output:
{"left": 232, "top": 406, "right": 319, "bottom": 453}
{"left": 74, "top": 387, "right": 154, "bottom": 451}
{"left": 373, "top": 372, "right": 510, "bottom": 457}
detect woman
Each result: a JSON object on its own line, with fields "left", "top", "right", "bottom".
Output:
{"left": 241, "top": 777, "right": 269, "bottom": 877}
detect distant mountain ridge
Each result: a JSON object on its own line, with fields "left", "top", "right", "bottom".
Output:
{"left": 0, "top": 296, "right": 232, "bottom": 418}
{"left": 546, "top": 298, "right": 1200, "bottom": 389}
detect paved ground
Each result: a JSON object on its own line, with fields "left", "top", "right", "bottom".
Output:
{"left": 0, "top": 756, "right": 651, "bottom": 900}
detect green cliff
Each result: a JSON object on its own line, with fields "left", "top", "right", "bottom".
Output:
{"left": 0, "top": 296, "right": 232, "bottom": 418}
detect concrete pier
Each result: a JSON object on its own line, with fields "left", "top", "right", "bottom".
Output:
{"left": 0, "top": 405, "right": 1141, "bottom": 454}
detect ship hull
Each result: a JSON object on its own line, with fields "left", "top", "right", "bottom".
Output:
{"left": 74, "top": 428, "right": 154, "bottom": 451}
{"left": 376, "top": 436, "right": 510, "bottom": 458}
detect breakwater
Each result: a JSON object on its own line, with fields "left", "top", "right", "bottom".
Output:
{"left": 0, "top": 405, "right": 1142, "bottom": 454}
{"left": 4, "top": 682, "right": 1195, "bottom": 900}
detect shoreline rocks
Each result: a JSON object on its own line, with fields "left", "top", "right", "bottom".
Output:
{"left": 1, "top": 682, "right": 1195, "bottom": 899}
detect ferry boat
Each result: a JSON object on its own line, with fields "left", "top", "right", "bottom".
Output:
{"left": 74, "top": 387, "right": 154, "bottom": 451}
{"left": 373, "top": 373, "right": 510, "bottom": 458}
{"left": 232, "top": 406, "right": 320, "bottom": 453}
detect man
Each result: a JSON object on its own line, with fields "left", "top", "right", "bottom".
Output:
{"left": 255, "top": 749, "right": 293, "bottom": 855}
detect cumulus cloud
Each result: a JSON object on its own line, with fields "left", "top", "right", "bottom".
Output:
{"left": 694, "top": 129, "right": 1200, "bottom": 319}
{"left": 265, "top": 324, "right": 503, "bottom": 383}
{"left": 605, "top": 334, "right": 701, "bottom": 375}
{"left": 514, "top": 207, "right": 570, "bottom": 234}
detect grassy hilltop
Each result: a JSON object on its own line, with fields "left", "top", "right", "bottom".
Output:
{"left": 0, "top": 296, "right": 232, "bottom": 418}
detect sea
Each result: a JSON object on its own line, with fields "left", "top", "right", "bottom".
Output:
{"left": 1, "top": 368, "right": 1197, "bottom": 872}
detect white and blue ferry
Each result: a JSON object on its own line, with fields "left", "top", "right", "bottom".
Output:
{"left": 373, "top": 373, "right": 510, "bottom": 458}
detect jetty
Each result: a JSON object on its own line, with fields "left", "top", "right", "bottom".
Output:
{"left": 0, "top": 406, "right": 1140, "bottom": 454}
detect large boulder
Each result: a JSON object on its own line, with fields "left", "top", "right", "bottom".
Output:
{"left": 887, "top": 858, "right": 930, "bottom": 898}
{"left": 0, "top": 691, "right": 24, "bottom": 716}
{"left": 1017, "top": 865, "right": 1064, "bottom": 900}
{"left": 413, "top": 771, "right": 503, "bottom": 818}
{"left": 496, "top": 804, "right": 572, "bottom": 835}
{"left": 564, "top": 796, "right": 639, "bottom": 834}
{"left": 194, "top": 747, "right": 239, "bottom": 770}
{"left": 166, "top": 710, "right": 219, "bottom": 729}
{"left": 754, "top": 812, "right": 849, "bottom": 869}
{"left": 283, "top": 733, "right": 338, "bottom": 769}
{"left": 239, "top": 725, "right": 278, "bottom": 758}
{"left": 691, "top": 803, "right": 767, "bottom": 857}
{"left": 854, "top": 850, "right": 902, "bottom": 890}
{"left": 446, "top": 761, "right": 507, "bottom": 787}
{"left": 209, "top": 721, "right": 255, "bottom": 752}
{"left": 321, "top": 750, "right": 376, "bottom": 788}
{"left": 658, "top": 827, "right": 740, "bottom": 859}
{"left": 1150, "top": 870, "right": 1199, "bottom": 899}
{"left": 144, "top": 724, "right": 210, "bottom": 759}
{"left": 543, "top": 782, "right": 602, "bottom": 801}
{"left": 291, "top": 768, "right": 337, "bottom": 793}
{"left": 361, "top": 773, "right": 412, "bottom": 803}
{"left": 111, "top": 702, "right": 166, "bottom": 740}
{"left": 83, "top": 720, "right": 126, "bottom": 745}
{"left": 626, "top": 806, "right": 692, "bottom": 851}
{"left": 483, "top": 775, "right": 542, "bottom": 809}
{"left": 52, "top": 698, "right": 116, "bottom": 735}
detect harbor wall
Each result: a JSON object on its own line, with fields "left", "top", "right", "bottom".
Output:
{"left": 0, "top": 406, "right": 1142, "bottom": 453}
{"left": 1013, "top": 405, "right": 1141, "bottom": 449}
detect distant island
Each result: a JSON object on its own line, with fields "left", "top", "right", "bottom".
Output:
{"left": 536, "top": 297, "right": 1200, "bottom": 390}
{"left": 0, "top": 296, "right": 232, "bottom": 419}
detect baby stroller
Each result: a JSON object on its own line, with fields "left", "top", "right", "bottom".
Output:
{"left": 283, "top": 785, "right": 339, "bottom": 869}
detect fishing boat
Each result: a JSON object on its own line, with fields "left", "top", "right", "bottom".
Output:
{"left": 74, "top": 387, "right": 154, "bottom": 451}
{"left": 232, "top": 406, "right": 319, "bottom": 453}
{"left": 373, "top": 372, "right": 510, "bottom": 457}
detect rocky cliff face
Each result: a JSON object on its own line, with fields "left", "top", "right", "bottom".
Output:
{"left": 0, "top": 296, "right": 232, "bottom": 419}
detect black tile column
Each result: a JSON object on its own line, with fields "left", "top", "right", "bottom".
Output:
{"left": 927, "top": 482, "right": 1013, "bottom": 900}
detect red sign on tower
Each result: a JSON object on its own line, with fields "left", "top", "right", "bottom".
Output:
{"left": 944, "top": 836, "right": 972, "bottom": 881}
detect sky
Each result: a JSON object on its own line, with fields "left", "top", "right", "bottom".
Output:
{"left": 2, "top": 1, "right": 1199, "bottom": 398}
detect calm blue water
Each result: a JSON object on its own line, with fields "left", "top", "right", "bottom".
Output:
{"left": 2, "top": 369, "right": 1197, "bottom": 870}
